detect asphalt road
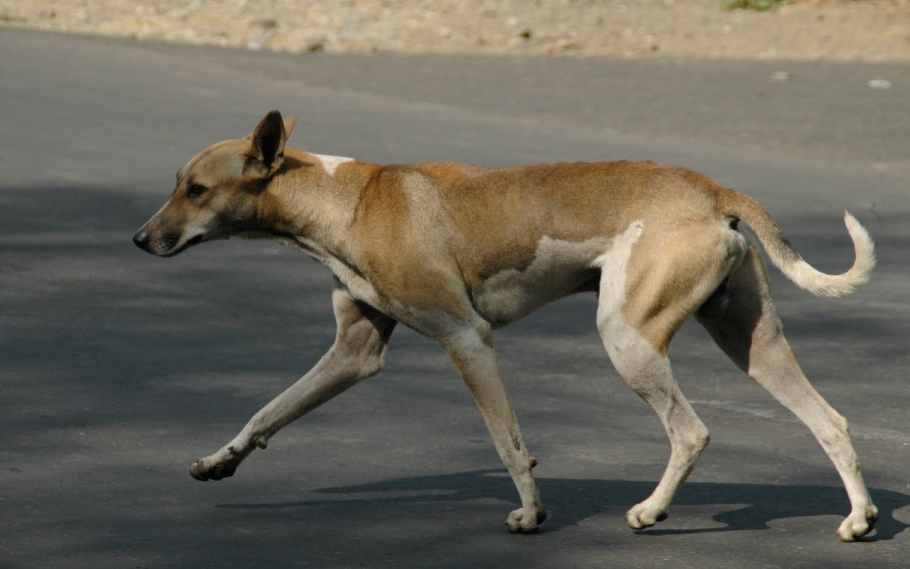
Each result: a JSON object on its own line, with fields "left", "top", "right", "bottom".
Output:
{"left": 1, "top": 28, "right": 909, "bottom": 569}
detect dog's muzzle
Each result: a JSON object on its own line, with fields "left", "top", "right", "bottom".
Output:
{"left": 133, "top": 224, "right": 202, "bottom": 257}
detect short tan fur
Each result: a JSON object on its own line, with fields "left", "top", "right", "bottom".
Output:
{"left": 133, "top": 110, "right": 878, "bottom": 541}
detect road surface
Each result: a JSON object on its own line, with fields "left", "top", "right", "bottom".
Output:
{"left": 1, "top": 28, "right": 908, "bottom": 569}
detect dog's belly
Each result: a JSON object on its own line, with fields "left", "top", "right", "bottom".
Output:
{"left": 471, "top": 236, "right": 607, "bottom": 327}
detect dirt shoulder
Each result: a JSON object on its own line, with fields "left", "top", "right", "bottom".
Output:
{"left": 1, "top": 1, "right": 909, "bottom": 61}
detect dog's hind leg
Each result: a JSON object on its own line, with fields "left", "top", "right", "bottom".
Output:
{"left": 189, "top": 283, "right": 396, "bottom": 481}
{"left": 443, "top": 322, "right": 545, "bottom": 533}
{"left": 697, "top": 246, "right": 878, "bottom": 541}
{"left": 595, "top": 220, "right": 744, "bottom": 530}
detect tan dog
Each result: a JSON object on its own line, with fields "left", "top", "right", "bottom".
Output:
{"left": 133, "top": 110, "right": 878, "bottom": 541}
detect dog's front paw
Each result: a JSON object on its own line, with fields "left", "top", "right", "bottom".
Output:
{"left": 626, "top": 501, "right": 668, "bottom": 530}
{"left": 505, "top": 507, "right": 548, "bottom": 533}
{"left": 189, "top": 446, "right": 245, "bottom": 481}
{"left": 837, "top": 504, "right": 879, "bottom": 542}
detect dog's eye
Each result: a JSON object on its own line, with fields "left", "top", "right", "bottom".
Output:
{"left": 186, "top": 183, "right": 208, "bottom": 199}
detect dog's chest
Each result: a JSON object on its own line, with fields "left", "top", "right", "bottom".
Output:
{"left": 325, "top": 258, "right": 386, "bottom": 309}
{"left": 290, "top": 237, "right": 386, "bottom": 308}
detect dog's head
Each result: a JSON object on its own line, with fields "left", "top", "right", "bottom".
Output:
{"left": 133, "top": 110, "right": 297, "bottom": 257}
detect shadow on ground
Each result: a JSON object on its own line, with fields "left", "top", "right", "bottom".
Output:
{"left": 221, "top": 469, "right": 910, "bottom": 540}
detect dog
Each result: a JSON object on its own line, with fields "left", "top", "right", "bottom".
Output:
{"left": 133, "top": 110, "right": 878, "bottom": 541}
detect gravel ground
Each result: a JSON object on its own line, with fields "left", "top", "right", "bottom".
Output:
{"left": 1, "top": 0, "right": 909, "bottom": 61}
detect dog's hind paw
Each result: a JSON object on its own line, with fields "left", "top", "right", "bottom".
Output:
{"left": 505, "top": 507, "right": 548, "bottom": 533}
{"left": 837, "top": 504, "right": 879, "bottom": 542}
{"left": 626, "top": 501, "right": 668, "bottom": 530}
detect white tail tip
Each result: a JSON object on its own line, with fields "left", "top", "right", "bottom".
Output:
{"left": 788, "top": 210, "right": 875, "bottom": 297}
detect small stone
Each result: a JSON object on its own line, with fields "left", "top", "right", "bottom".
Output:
{"left": 254, "top": 18, "right": 278, "bottom": 30}
{"left": 246, "top": 39, "right": 262, "bottom": 51}
{"left": 867, "top": 78, "right": 891, "bottom": 90}
{"left": 519, "top": 28, "right": 532, "bottom": 40}
{"left": 770, "top": 70, "right": 791, "bottom": 82}
{"left": 305, "top": 38, "right": 325, "bottom": 53}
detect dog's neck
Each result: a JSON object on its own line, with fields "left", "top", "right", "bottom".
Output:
{"left": 258, "top": 147, "right": 377, "bottom": 263}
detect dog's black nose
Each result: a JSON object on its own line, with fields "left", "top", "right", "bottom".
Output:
{"left": 132, "top": 227, "right": 150, "bottom": 250}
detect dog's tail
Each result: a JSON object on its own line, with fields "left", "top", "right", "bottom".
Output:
{"left": 720, "top": 190, "right": 875, "bottom": 297}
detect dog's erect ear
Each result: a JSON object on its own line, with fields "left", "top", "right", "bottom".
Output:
{"left": 249, "top": 110, "right": 289, "bottom": 173}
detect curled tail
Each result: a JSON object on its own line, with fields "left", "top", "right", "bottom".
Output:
{"left": 720, "top": 190, "right": 875, "bottom": 297}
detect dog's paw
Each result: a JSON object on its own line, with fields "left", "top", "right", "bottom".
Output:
{"left": 189, "top": 447, "right": 244, "bottom": 481}
{"left": 836, "top": 504, "right": 879, "bottom": 542}
{"left": 626, "top": 501, "right": 668, "bottom": 530}
{"left": 505, "top": 507, "right": 548, "bottom": 534}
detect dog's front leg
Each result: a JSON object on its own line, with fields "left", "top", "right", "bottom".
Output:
{"left": 444, "top": 324, "right": 546, "bottom": 533}
{"left": 190, "top": 286, "right": 396, "bottom": 481}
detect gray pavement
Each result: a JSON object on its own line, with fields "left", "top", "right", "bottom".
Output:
{"left": 1, "top": 28, "right": 909, "bottom": 569}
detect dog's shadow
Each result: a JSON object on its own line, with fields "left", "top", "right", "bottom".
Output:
{"left": 218, "top": 469, "right": 910, "bottom": 540}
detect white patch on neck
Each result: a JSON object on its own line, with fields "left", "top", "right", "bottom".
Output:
{"left": 312, "top": 153, "right": 354, "bottom": 177}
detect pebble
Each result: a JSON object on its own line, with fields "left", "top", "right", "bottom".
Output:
{"left": 770, "top": 70, "right": 791, "bottom": 82}
{"left": 305, "top": 38, "right": 325, "bottom": 53}
{"left": 254, "top": 18, "right": 278, "bottom": 30}
{"left": 867, "top": 78, "right": 892, "bottom": 90}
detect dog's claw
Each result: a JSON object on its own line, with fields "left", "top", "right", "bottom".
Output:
{"left": 189, "top": 460, "right": 208, "bottom": 481}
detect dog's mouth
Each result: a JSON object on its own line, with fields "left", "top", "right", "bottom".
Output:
{"left": 158, "top": 233, "right": 207, "bottom": 257}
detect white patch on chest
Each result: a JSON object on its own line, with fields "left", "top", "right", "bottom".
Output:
{"left": 312, "top": 153, "right": 354, "bottom": 177}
